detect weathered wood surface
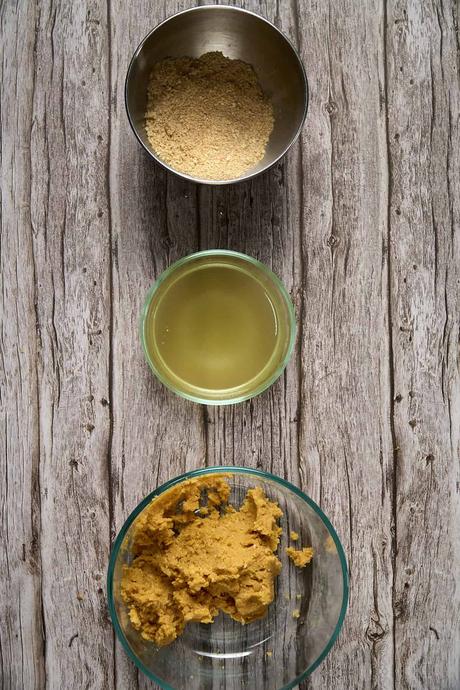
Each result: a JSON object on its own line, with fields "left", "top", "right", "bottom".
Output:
{"left": 1, "top": 1, "right": 458, "bottom": 689}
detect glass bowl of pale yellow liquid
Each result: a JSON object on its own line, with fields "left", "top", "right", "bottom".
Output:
{"left": 141, "top": 250, "right": 296, "bottom": 404}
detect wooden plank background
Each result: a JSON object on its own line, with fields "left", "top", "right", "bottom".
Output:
{"left": 1, "top": 0, "right": 459, "bottom": 689}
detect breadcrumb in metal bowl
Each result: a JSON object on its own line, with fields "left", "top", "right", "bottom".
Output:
{"left": 107, "top": 466, "right": 348, "bottom": 690}
{"left": 144, "top": 51, "right": 275, "bottom": 181}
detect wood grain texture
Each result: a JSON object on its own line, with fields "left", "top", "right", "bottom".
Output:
{"left": 0, "top": 3, "right": 45, "bottom": 689}
{"left": 296, "top": 2, "right": 396, "bottom": 689}
{"left": 1, "top": 0, "right": 459, "bottom": 689}
{"left": 22, "top": 1, "right": 114, "bottom": 688}
{"left": 385, "top": 1, "right": 460, "bottom": 688}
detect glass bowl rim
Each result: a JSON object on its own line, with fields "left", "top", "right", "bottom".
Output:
{"left": 140, "top": 249, "right": 297, "bottom": 405}
{"left": 107, "top": 465, "right": 349, "bottom": 690}
{"left": 124, "top": 4, "right": 309, "bottom": 186}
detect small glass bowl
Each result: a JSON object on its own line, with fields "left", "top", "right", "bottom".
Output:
{"left": 140, "top": 250, "right": 297, "bottom": 405}
{"left": 107, "top": 467, "right": 348, "bottom": 690}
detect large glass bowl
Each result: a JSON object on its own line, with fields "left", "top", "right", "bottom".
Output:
{"left": 107, "top": 467, "right": 348, "bottom": 689}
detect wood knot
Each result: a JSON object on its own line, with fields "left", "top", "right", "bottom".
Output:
{"left": 366, "top": 618, "right": 387, "bottom": 643}
{"left": 327, "top": 234, "right": 339, "bottom": 248}
{"left": 325, "top": 100, "right": 337, "bottom": 115}
{"left": 394, "top": 598, "right": 407, "bottom": 620}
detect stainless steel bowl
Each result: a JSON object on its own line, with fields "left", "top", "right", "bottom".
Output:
{"left": 125, "top": 5, "right": 308, "bottom": 185}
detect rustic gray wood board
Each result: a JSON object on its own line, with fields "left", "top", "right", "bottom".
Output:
{"left": 0, "top": 0, "right": 459, "bottom": 689}
{"left": 386, "top": 1, "right": 460, "bottom": 687}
